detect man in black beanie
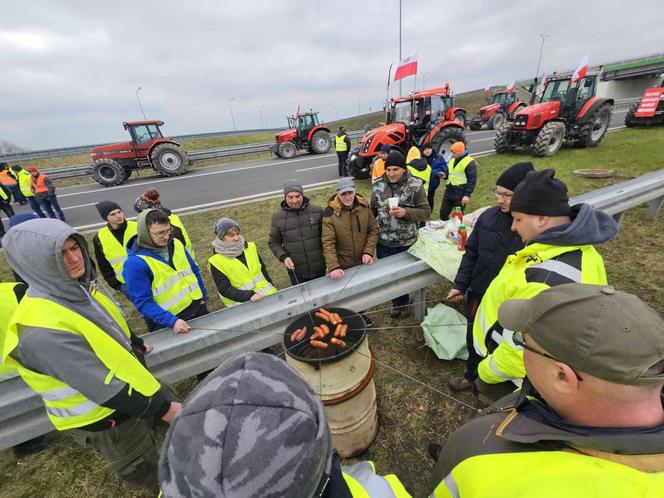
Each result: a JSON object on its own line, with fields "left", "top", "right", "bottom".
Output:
{"left": 92, "top": 200, "right": 137, "bottom": 294}
{"left": 446, "top": 162, "right": 534, "bottom": 392}
{"left": 471, "top": 168, "right": 619, "bottom": 404}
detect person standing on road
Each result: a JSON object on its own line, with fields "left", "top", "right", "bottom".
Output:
{"left": 0, "top": 183, "right": 15, "bottom": 243}
{"left": 371, "top": 151, "right": 431, "bottom": 317}
{"left": 421, "top": 144, "right": 448, "bottom": 210}
{"left": 28, "top": 165, "right": 66, "bottom": 222}
{"left": 208, "top": 217, "right": 277, "bottom": 307}
{"left": 1, "top": 218, "right": 180, "bottom": 492}
{"left": 446, "top": 162, "right": 534, "bottom": 392}
{"left": 439, "top": 141, "right": 477, "bottom": 220}
{"left": 11, "top": 165, "right": 45, "bottom": 217}
{"left": 0, "top": 162, "right": 26, "bottom": 205}
{"left": 268, "top": 179, "right": 326, "bottom": 285}
{"left": 92, "top": 201, "right": 138, "bottom": 295}
{"left": 123, "top": 209, "right": 208, "bottom": 333}
{"left": 335, "top": 127, "right": 351, "bottom": 176}
{"left": 371, "top": 144, "right": 391, "bottom": 183}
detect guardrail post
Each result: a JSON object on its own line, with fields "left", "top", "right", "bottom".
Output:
{"left": 646, "top": 196, "right": 664, "bottom": 220}
{"left": 413, "top": 288, "right": 428, "bottom": 321}
{"left": 612, "top": 212, "right": 625, "bottom": 226}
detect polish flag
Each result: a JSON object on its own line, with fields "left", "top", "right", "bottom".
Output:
{"left": 294, "top": 104, "right": 301, "bottom": 120}
{"left": 537, "top": 67, "right": 548, "bottom": 93}
{"left": 483, "top": 86, "right": 491, "bottom": 96}
{"left": 506, "top": 82, "right": 516, "bottom": 94}
{"left": 394, "top": 53, "right": 418, "bottom": 81}
{"left": 571, "top": 54, "right": 589, "bottom": 83}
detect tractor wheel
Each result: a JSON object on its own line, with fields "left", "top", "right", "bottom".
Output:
{"left": 348, "top": 155, "right": 371, "bottom": 179}
{"left": 469, "top": 115, "right": 482, "bottom": 130}
{"left": 278, "top": 141, "right": 297, "bottom": 159}
{"left": 431, "top": 127, "right": 465, "bottom": 163}
{"left": 533, "top": 121, "right": 565, "bottom": 157}
{"left": 624, "top": 102, "right": 638, "bottom": 128}
{"left": 575, "top": 102, "right": 612, "bottom": 148}
{"left": 493, "top": 121, "right": 514, "bottom": 153}
{"left": 151, "top": 143, "right": 190, "bottom": 176}
{"left": 310, "top": 130, "right": 331, "bottom": 154}
{"left": 488, "top": 112, "right": 505, "bottom": 131}
{"left": 92, "top": 159, "right": 127, "bottom": 187}
{"left": 453, "top": 110, "right": 467, "bottom": 128}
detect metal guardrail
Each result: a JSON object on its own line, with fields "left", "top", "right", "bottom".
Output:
{"left": 1, "top": 169, "right": 663, "bottom": 450}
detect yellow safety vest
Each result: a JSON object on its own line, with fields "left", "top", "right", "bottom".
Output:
{"left": 2, "top": 289, "right": 160, "bottom": 430}
{"left": 207, "top": 242, "right": 277, "bottom": 307}
{"left": 97, "top": 221, "right": 138, "bottom": 284}
{"left": 16, "top": 170, "right": 34, "bottom": 197}
{"left": 168, "top": 213, "right": 195, "bottom": 258}
{"left": 407, "top": 164, "right": 432, "bottom": 185}
{"left": 446, "top": 156, "right": 473, "bottom": 186}
{"left": 335, "top": 135, "right": 349, "bottom": 152}
{"left": 431, "top": 450, "right": 664, "bottom": 498}
{"left": 139, "top": 238, "right": 203, "bottom": 315}
{"left": 343, "top": 461, "right": 412, "bottom": 497}
{"left": 473, "top": 242, "right": 607, "bottom": 385}
{"left": 0, "top": 185, "right": 8, "bottom": 202}
{"left": 0, "top": 282, "right": 24, "bottom": 375}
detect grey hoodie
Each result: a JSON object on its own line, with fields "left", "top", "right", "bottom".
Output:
{"left": 531, "top": 203, "right": 619, "bottom": 247}
{"left": 2, "top": 218, "right": 169, "bottom": 420}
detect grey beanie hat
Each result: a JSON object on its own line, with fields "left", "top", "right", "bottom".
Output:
{"left": 214, "top": 217, "right": 240, "bottom": 237}
{"left": 336, "top": 177, "right": 356, "bottom": 193}
{"left": 283, "top": 179, "right": 304, "bottom": 196}
{"left": 159, "top": 352, "right": 332, "bottom": 498}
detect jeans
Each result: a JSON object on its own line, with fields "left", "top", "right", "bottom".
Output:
{"left": 376, "top": 244, "right": 411, "bottom": 308}
{"left": 7, "top": 184, "right": 26, "bottom": 204}
{"left": 27, "top": 196, "right": 46, "bottom": 217}
{"left": 37, "top": 195, "right": 66, "bottom": 221}
{"left": 337, "top": 151, "right": 349, "bottom": 176}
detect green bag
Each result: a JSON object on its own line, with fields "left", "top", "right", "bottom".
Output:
{"left": 421, "top": 303, "right": 469, "bottom": 360}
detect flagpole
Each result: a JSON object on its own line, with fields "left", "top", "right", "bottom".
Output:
{"left": 386, "top": 63, "right": 393, "bottom": 101}
{"left": 398, "top": 0, "right": 402, "bottom": 96}
{"left": 533, "top": 33, "right": 549, "bottom": 104}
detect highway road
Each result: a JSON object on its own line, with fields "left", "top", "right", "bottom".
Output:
{"left": 4, "top": 109, "right": 628, "bottom": 230}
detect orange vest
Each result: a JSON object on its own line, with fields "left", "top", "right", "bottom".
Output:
{"left": 31, "top": 174, "right": 49, "bottom": 194}
{"left": 0, "top": 170, "right": 17, "bottom": 186}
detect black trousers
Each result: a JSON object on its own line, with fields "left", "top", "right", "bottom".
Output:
{"left": 439, "top": 196, "right": 466, "bottom": 221}
{"left": 463, "top": 292, "right": 484, "bottom": 382}
{"left": 337, "top": 151, "right": 349, "bottom": 176}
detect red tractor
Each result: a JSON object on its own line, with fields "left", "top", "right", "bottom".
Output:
{"left": 494, "top": 73, "right": 613, "bottom": 157}
{"left": 469, "top": 91, "right": 527, "bottom": 130}
{"left": 347, "top": 87, "right": 466, "bottom": 179}
{"left": 624, "top": 78, "right": 664, "bottom": 127}
{"left": 90, "top": 121, "right": 191, "bottom": 186}
{"left": 270, "top": 111, "right": 331, "bottom": 159}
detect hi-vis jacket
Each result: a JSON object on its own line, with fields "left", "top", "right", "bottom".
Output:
{"left": 95, "top": 221, "right": 138, "bottom": 285}
{"left": 473, "top": 204, "right": 618, "bottom": 385}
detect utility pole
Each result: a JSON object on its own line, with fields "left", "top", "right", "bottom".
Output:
{"left": 533, "top": 34, "right": 549, "bottom": 102}
{"left": 356, "top": 93, "right": 361, "bottom": 115}
{"left": 136, "top": 86, "right": 147, "bottom": 120}
{"left": 228, "top": 97, "right": 237, "bottom": 131}
{"left": 259, "top": 105, "right": 267, "bottom": 129}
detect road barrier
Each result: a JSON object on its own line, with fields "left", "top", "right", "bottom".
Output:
{"left": 1, "top": 169, "right": 662, "bottom": 450}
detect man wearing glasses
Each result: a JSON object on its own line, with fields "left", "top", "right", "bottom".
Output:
{"left": 430, "top": 284, "right": 664, "bottom": 497}
{"left": 123, "top": 209, "right": 208, "bottom": 333}
{"left": 446, "top": 162, "right": 535, "bottom": 393}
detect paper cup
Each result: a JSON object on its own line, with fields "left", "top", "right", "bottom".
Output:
{"left": 388, "top": 197, "right": 399, "bottom": 209}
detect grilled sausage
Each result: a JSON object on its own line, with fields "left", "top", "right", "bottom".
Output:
{"left": 339, "top": 324, "right": 348, "bottom": 338}
{"left": 334, "top": 324, "right": 343, "bottom": 337}
{"left": 330, "top": 337, "right": 347, "bottom": 347}
{"left": 310, "top": 339, "right": 329, "bottom": 349}
{"left": 319, "top": 324, "right": 330, "bottom": 337}
{"left": 315, "top": 311, "right": 329, "bottom": 321}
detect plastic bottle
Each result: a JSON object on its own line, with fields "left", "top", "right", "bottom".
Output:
{"left": 452, "top": 206, "right": 464, "bottom": 224}
{"left": 457, "top": 224, "right": 467, "bottom": 251}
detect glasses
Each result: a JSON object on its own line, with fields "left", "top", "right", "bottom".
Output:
{"left": 492, "top": 188, "right": 513, "bottom": 199}
{"left": 513, "top": 332, "right": 583, "bottom": 381}
{"left": 149, "top": 227, "right": 173, "bottom": 237}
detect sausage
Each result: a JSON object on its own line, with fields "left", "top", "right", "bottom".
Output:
{"left": 317, "top": 308, "right": 334, "bottom": 321}
{"left": 315, "top": 311, "right": 329, "bottom": 321}
{"left": 333, "top": 313, "right": 343, "bottom": 324}
{"left": 339, "top": 324, "right": 348, "bottom": 338}
{"left": 310, "top": 339, "right": 329, "bottom": 349}
{"left": 330, "top": 337, "right": 347, "bottom": 347}
{"left": 319, "top": 324, "right": 330, "bottom": 337}
{"left": 334, "top": 324, "right": 343, "bottom": 337}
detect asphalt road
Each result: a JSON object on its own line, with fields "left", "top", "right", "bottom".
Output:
{"left": 5, "top": 109, "right": 628, "bottom": 230}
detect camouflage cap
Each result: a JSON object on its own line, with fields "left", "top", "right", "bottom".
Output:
{"left": 499, "top": 283, "right": 664, "bottom": 386}
{"left": 159, "top": 352, "right": 332, "bottom": 498}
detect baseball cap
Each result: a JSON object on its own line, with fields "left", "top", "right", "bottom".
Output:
{"left": 499, "top": 283, "right": 664, "bottom": 386}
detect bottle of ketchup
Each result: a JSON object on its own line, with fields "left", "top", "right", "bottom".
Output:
{"left": 457, "top": 224, "right": 467, "bottom": 251}
{"left": 452, "top": 206, "right": 464, "bottom": 224}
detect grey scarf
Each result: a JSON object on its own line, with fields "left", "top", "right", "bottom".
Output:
{"left": 212, "top": 236, "right": 245, "bottom": 258}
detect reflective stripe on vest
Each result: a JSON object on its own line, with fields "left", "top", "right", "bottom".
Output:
{"left": 0, "top": 186, "right": 8, "bottom": 202}
{"left": 168, "top": 213, "right": 195, "bottom": 258}
{"left": 335, "top": 135, "right": 349, "bottom": 152}
{"left": 139, "top": 239, "right": 203, "bottom": 315}
{"left": 17, "top": 170, "right": 34, "bottom": 197}
{"left": 342, "top": 461, "right": 412, "bottom": 497}
{"left": 3, "top": 290, "right": 160, "bottom": 430}
{"left": 407, "top": 164, "right": 432, "bottom": 185}
{"left": 446, "top": 155, "right": 473, "bottom": 186}
{"left": 431, "top": 450, "right": 664, "bottom": 497}
{"left": 207, "top": 241, "right": 277, "bottom": 307}
{"left": 0, "top": 170, "right": 17, "bottom": 186}
{"left": 97, "top": 221, "right": 138, "bottom": 284}
{"left": 31, "top": 174, "right": 49, "bottom": 194}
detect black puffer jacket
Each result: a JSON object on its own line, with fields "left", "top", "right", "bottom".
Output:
{"left": 453, "top": 205, "right": 524, "bottom": 297}
{"left": 268, "top": 196, "right": 325, "bottom": 281}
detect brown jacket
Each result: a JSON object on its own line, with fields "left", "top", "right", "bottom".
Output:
{"left": 322, "top": 194, "right": 379, "bottom": 272}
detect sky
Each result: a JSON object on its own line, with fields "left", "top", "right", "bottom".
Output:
{"left": 1, "top": 0, "right": 663, "bottom": 150}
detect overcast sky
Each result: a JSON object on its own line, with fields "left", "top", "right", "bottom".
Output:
{"left": 1, "top": 0, "right": 663, "bottom": 150}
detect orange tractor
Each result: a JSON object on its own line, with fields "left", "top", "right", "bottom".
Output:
{"left": 469, "top": 90, "right": 527, "bottom": 130}
{"left": 347, "top": 87, "right": 466, "bottom": 179}
{"left": 270, "top": 111, "right": 331, "bottom": 159}
{"left": 90, "top": 121, "right": 191, "bottom": 186}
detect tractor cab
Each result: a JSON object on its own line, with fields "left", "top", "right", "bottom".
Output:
{"left": 539, "top": 75, "right": 598, "bottom": 120}
{"left": 288, "top": 112, "right": 321, "bottom": 141}
{"left": 123, "top": 121, "right": 165, "bottom": 147}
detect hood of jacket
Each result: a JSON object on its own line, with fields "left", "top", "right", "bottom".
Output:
{"left": 531, "top": 203, "right": 619, "bottom": 247}
{"left": 3, "top": 218, "right": 93, "bottom": 302}
{"left": 280, "top": 195, "right": 311, "bottom": 212}
{"left": 326, "top": 193, "right": 369, "bottom": 215}
{"left": 409, "top": 157, "right": 429, "bottom": 172}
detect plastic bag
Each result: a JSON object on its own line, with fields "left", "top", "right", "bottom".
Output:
{"left": 421, "top": 303, "right": 468, "bottom": 360}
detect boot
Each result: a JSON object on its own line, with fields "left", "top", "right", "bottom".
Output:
{"left": 448, "top": 376, "right": 473, "bottom": 391}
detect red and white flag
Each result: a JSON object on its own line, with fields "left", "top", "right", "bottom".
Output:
{"left": 571, "top": 54, "right": 589, "bottom": 83}
{"left": 537, "top": 67, "right": 548, "bottom": 93}
{"left": 294, "top": 104, "right": 301, "bottom": 120}
{"left": 394, "top": 53, "right": 418, "bottom": 81}
{"left": 506, "top": 81, "right": 516, "bottom": 94}
{"left": 483, "top": 86, "right": 491, "bottom": 96}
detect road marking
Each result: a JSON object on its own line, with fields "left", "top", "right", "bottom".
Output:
{"left": 470, "top": 137, "right": 495, "bottom": 143}
{"left": 296, "top": 163, "right": 335, "bottom": 172}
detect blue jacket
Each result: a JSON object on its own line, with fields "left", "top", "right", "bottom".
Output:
{"left": 123, "top": 235, "right": 207, "bottom": 328}
{"left": 425, "top": 151, "right": 448, "bottom": 192}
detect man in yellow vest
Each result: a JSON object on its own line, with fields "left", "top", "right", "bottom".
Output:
{"left": 92, "top": 200, "right": 137, "bottom": 294}
{"left": 123, "top": 209, "right": 208, "bottom": 333}
{"left": 335, "top": 126, "right": 351, "bottom": 176}
{"left": 430, "top": 284, "right": 664, "bottom": 498}
{"left": 11, "top": 164, "right": 45, "bottom": 217}
{"left": 1, "top": 218, "right": 182, "bottom": 491}
{"left": 406, "top": 145, "right": 432, "bottom": 186}
{"left": 472, "top": 169, "right": 618, "bottom": 403}
{"left": 439, "top": 141, "right": 476, "bottom": 220}
{"left": 159, "top": 351, "right": 412, "bottom": 498}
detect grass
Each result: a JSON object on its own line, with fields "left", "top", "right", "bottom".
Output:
{"left": 1, "top": 126, "right": 663, "bottom": 497}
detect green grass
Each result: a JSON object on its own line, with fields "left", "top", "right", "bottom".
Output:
{"left": 455, "top": 91, "right": 490, "bottom": 118}
{"left": 1, "top": 126, "right": 663, "bottom": 497}
{"left": 326, "top": 112, "right": 385, "bottom": 132}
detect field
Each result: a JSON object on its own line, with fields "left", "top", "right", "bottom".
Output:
{"left": 1, "top": 126, "right": 663, "bottom": 497}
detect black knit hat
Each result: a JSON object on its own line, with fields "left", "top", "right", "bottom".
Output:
{"left": 96, "top": 200, "right": 122, "bottom": 221}
{"left": 385, "top": 150, "right": 406, "bottom": 170}
{"left": 496, "top": 162, "right": 535, "bottom": 191}
{"left": 510, "top": 169, "right": 570, "bottom": 216}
